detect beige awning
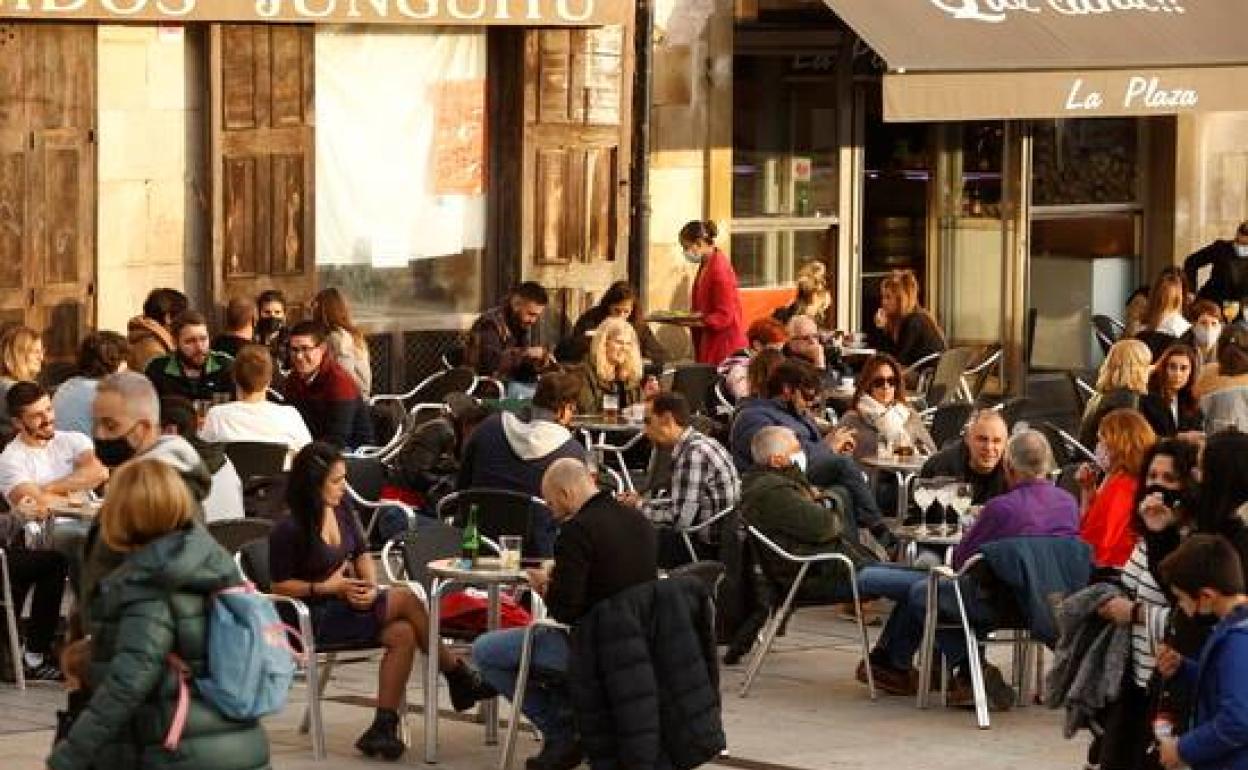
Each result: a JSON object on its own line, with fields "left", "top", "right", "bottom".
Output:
{"left": 824, "top": 0, "right": 1248, "bottom": 121}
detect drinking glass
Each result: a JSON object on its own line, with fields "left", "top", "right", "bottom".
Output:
{"left": 499, "top": 536, "right": 523, "bottom": 571}
{"left": 912, "top": 479, "right": 939, "bottom": 537}
{"left": 1223, "top": 300, "right": 1242, "bottom": 324}
{"left": 935, "top": 481, "right": 957, "bottom": 535}
{"left": 602, "top": 394, "right": 620, "bottom": 424}
{"left": 950, "top": 483, "right": 974, "bottom": 532}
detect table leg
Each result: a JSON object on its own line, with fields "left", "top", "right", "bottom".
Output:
{"left": 425, "top": 580, "right": 446, "bottom": 764}
{"left": 484, "top": 585, "right": 501, "bottom": 745}
{"left": 896, "top": 472, "right": 916, "bottom": 518}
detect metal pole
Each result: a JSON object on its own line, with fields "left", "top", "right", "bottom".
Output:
{"left": 628, "top": 0, "right": 655, "bottom": 294}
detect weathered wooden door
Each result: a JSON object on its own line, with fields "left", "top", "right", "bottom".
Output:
{"left": 209, "top": 24, "right": 316, "bottom": 322}
{"left": 0, "top": 23, "right": 96, "bottom": 363}
{"left": 521, "top": 25, "right": 632, "bottom": 332}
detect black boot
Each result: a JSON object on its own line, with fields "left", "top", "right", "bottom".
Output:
{"left": 355, "top": 708, "right": 405, "bottom": 761}
{"left": 445, "top": 660, "right": 497, "bottom": 712}
{"left": 525, "top": 738, "right": 584, "bottom": 770}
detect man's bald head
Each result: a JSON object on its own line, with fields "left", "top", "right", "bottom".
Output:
{"left": 1004, "top": 429, "right": 1054, "bottom": 482}
{"left": 965, "top": 408, "right": 1008, "bottom": 474}
{"left": 541, "top": 458, "right": 598, "bottom": 522}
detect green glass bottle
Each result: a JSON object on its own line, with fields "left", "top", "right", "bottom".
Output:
{"left": 460, "top": 504, "right": 481, "bottom": 567}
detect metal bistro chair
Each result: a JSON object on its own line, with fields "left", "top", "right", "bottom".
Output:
{"left": 1091, "top": 315, "right": 1125, "bottom": 356}
{"left": 579, "top": 428, "right": 651, "bottom": 494}
{"left": 0, "top": 547, "right": 24, "bottom": 689}
{"left": 960, "top": 346, "right": 1003, "bottom": 403}
{"left": 907, "top": 347, "right": 979, "bottom": 410}
{"left": 206, "top": 518, "right": 274, "bottom": 554}
{"left": 670, "top": 364, "right": 719, "bottom": 416}
{"left": 739, "top": 525, "right": 875, "bottom": 700}
{"left": 437, "top": 489, "right": 548, "bottom": 557}
{"left": 222, "top": 441, "right": 288, "bottom": 484}
{"left": 678, "top": 506, "right": 736, "bottom": 565}
{"left": 235, "top": 539, "right": 406, "bottom": 761}
{"left": 498, "top": 618, "right": 570, "bottom": 770}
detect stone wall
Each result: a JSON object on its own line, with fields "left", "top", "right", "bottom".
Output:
{"left": 1174, "top": 113, "right": 1248, "bottom": 265}
{"left": 95, "top": 25, "right": 207, "bottom": 332}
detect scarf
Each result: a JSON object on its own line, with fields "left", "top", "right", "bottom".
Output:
{"left": 856, "top": 393, "right": 911, "bottom": 444}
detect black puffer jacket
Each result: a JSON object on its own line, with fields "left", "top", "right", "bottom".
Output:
{"left": 569, "top": 576, "right": 725, "bottom": 770}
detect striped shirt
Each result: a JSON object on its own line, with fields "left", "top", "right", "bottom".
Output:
{"left": 1122, "top": 540, "right": 1171, "bottom": 688}
{"left": 647, "top": 428, "right": 740, "bottom": 532}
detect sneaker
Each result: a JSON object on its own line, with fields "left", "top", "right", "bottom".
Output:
{"left": 525, "top": 738, "right": 584, "bottom": 770}
{"left": 445, "top": 660, "right": 497, "bottom": 712}
{"left": 854, "top": 659, "right": 916, "bottom": 696}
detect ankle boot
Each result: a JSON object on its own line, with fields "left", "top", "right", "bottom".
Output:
{"left": 355, "top": 708, "right": 405, "bottom": 760}
{"left": 445, "top": 660, "right": 497, "bottom": 712}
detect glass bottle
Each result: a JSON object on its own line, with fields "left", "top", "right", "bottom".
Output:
{"left": 460, "top": 504, "right": 481, "bottom": 567}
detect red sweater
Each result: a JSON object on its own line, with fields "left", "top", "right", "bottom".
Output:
{"left": 1080, "top": 472, "right": 1138, "bottom": 568}
{"left": 690, "top": 249, "right": 747, "bottom": 365}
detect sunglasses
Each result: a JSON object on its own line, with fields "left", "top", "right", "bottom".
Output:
{"left": 869, "top": 376, "right": 898, "bottom": 389}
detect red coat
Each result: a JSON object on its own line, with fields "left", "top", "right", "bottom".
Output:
{"left": 691, "top": 249, "right": 747, "bottom": 365}
{"left": 1080, "top": 472, "right": 1138, "bottom": 568}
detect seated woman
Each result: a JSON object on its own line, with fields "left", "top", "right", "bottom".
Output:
{"left": 1181, "top": 299, "right": 1223, "bottom": 366}
{"left": 1091, "top": 438, "right": 1198, "bottom": 770}
{"left": 555, "top": 281, "right": 668, "bottom": 365}
{"left": 47, "top": 459, "right": 268, "bottom": 770}
{"left": 1135, "top": 270, "right": 1187, "bottom": 357}
{"left": 838, "top": 354, "right": 935, "bottom": 461}
{"left": 269, "top": 442, "right": 491, "bottom": 761}
{"left": 1139, "top": 344, "right": 1203, "bottom": 437}
{"left": 1195, "top": 326, "right": 1248, "bottom": 432}
{"left": 867, "top": 269, "right": 947, "bottom": 368}
{"left": 575, "top": 317, "right": 659, "bottom": 416}
{"left": 772, "top": 260, "right": 833, "bottom": 329}
{"left": 719, "top": 318, "right": 789, "bottom": 402}
{"left": 1076, "top": 408, "right": 1155, "bottom": 571}
{"left": 1078, "top": 338, "right": 1151, "bottom": 450}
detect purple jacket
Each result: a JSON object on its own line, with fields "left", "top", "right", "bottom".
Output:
{"left": 953, "top": 478, "right": 1080, "bottom": 568}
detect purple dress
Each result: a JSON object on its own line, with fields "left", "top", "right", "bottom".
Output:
{"left": 269, "top": 504, "right": 388, "bottom": 646}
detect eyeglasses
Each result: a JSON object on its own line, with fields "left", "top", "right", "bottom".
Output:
{"left": 869, "top": 376, "right": 898, "bottom": 389}
{"left": 290, "top": 345, "right": 320, "bottom": 357}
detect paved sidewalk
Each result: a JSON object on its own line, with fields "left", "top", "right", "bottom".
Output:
{"left": 0, "top": 608, "right": 1087, "bottom": 770}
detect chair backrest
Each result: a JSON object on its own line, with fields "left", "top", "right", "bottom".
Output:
{"left": 667, "top": 560, "right": 727, "bottom": 601}
{"left": 924, "top": 347, "right": 979, "bottom": 407}
{"left": 1035, "top": 422, "right": 1075, "bottom": 468}
{"left": 930, "top": 402, "right": 975, "bottom": 448}
{"left": 1090, "top": 315, "right": 1122, "bottom": 356}
{"left": 999, "top": 396, "right": 1029, "bottom": 429}
{"left": 344, "top": 455, "right": 386, "bottom": 504}
{"left": 222, "top": 441, "right": 289, "bottom": 483}
{"left": 1135, "top": 329, "right": 1179, "bottom": 360}
{"left": 671, "top": 364, "right": 719, "bottom": 415}
{"left": 410, "top": 366, "right": 476, "bottom": 409}
{"left": 396, "top": 520, "right": 465, "bottom": 589}
{"left": 977, "top": 536, "right": 1093, "bottom": 645}
{"left": 207, "top": 518, "right": 275, "bottom": 554}
{"left": 437, "top": 488, "right": 544, "bottom": 555}
{"left": 1066, "top": 371, "right": 1093, "bottom": 418}
{"left": 238, "top": 538, "right": 274, "bottom": 592}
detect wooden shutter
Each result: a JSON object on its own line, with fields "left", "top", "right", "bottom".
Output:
{"left": 521, "top": 25, "right": 632, "bottom": 328}
{"left": 209, "top": 24, "right": 316, "bottom": 322}
{"left": 0, "top": 23, "right": 96, "bottom": 362}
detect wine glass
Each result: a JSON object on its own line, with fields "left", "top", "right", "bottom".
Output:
{"left": 912, "top": 479, "right": 938, "bottom": 537}
{"left": 1223, "top": 299, "right": 1242, "bottom": 324}
{"left": 950, "top": 482, "right": 974, "bottom": 532}
{"left": 935, "top": 481, "right": 957, "bottom": 535}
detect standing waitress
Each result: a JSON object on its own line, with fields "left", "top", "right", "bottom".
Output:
{"left": 681, "top": 220, "right": 747, "bottom": 365}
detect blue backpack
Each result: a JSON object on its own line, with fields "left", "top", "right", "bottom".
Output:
{"left": 165, "top": 584, "right": 302, "bottom": 749}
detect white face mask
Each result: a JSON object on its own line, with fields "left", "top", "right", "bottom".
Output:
{"left": 1193, "top": 323, "right": 1221, "bottom": 348}
{"left": 1236, "top": 244, "right": 1248, "bottom": 258}
{"left": 683, "top": 248, "right": 704, "bottom": 265}
{"left": 791, "top": 451, "right": 808, "bottom": 474}
{"left": 1094, "top": 442, "right": 1113, "bottom": 472}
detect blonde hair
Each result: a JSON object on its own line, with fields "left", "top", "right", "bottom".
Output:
{"left": 795, "top": 261, "right": 832, "bottom": 320}
{"left": 1144, "top": 273, "right": 1185, "bottom": 330}
{"left": 0, "top": 325, "right": 42, "bottom": 382}
{"left": 880, "top": 269, "right": 921, "bottom": 319}
{"left": 1096, "top": 339, "right": 1152, "bottom": 394}
{"left": 1098, "top": 408, "right": 1156, "bottom": 477}
{"left": 100, "top": 459, "right": 195, "bottom": 552}
{"left": 589, "top": 317, "right": 643, "bottom": 386}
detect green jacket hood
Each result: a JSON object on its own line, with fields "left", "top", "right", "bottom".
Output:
{"left": 105, "top": 525, "right": 239, "bottom": 603}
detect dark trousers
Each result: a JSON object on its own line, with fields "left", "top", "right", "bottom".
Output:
{"left": 7, "top": 547, "right": 68, "bottom": 655}
{"left": 1096, "top": 677, "right": 1161, "bottom": 770}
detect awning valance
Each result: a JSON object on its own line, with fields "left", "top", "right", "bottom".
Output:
{"left": 824, "top": 0, "right": 1248, "bottom": 121}
{"left": 0, "top": 0, "right": 621, "bottom": 27}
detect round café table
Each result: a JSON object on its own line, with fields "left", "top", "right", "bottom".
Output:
{"left": 860, "top": 453, "right": 928, "bottom": 519}
{"left": 424, "top": 557, "right": 529, "bottom": 764}
{"left": 892, "top": 523, "right": 964, "bottom": 566}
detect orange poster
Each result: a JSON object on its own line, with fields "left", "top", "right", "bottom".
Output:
{"left": 432, "top": 80, "right": 486, "bottom": 197}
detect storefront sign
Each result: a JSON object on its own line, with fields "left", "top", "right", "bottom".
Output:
{"left": 0, "top": 0, "right": 620, "bottom": 26}
{"left": 928, "top": 0, "right": 1187, "bottom": 25}
{"left": 884, "top": 65, "right": 1248, "bottom": 121}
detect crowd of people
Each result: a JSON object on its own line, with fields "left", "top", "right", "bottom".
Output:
{"left": 4, "top": 223, "right": 1248, "bottom": 770}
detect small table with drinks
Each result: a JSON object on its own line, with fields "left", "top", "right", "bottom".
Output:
{"left": 860, "top": 451, "right": 929, "bottom": 519}
{"left": 894, "top": 480, "right": 977, "bottom": 565}
{"left": 423, "top": 507, "right": 528, "bottom": 763}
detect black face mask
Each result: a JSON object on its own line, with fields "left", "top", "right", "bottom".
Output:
{"left": 94, "top": 425, "right": 139, "bottom": 468}
{"left": 1144, "top": 484, "right": 1185, "bottom": 511}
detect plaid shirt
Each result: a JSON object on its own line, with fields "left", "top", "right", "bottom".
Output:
{"left": 647, "top": 427, "right": 740, "bottom": 530}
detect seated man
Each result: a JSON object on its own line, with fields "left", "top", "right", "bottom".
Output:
{"left": 472, "top": 458, "right": 657, "bottom": 770}
{"left": 784, "top": 315, "right": 839, "bottom": 391}
{"left": 199, "top": 343, "right": 312, "bottom": 467}
{"left": 159, "top": 396, "right": 246, "bottom": 522}
{"left": 917, "top": 408, "right": 1009, "bottom": 506}
{"left": 211, "top": 296, "right": 256, "bottom": 358}
{"left": 854, "top": 430, "right": 1080, "bottom": 708}
{"left": 731, "top": 360, "right": 895, "bottom": 551}
{"left": 0, "top": 527, "right": 67, "bottom": 681}
{"left": 458, "top": 371, "right": 587, "bottom": 556}
{"left": 144, "top": 310, "right": 235, "bottom": 402}
{"left": 280, "top": 321, "right": 373, "bottom": 449}
{"left": 466, "top": 281, "right": 550, "bottom": 383}
{"left": 620, "top": 392, "right": 739, "bottom": 568}
{"left": 739, "top": 426, "right": 876, "bottom": 604}
{"left": 0, "top": 382, "right": 109, "bottom": 592}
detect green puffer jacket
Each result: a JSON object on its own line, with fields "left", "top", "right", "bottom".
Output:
{"left": 738, "top": 466, "right": 877, "bottom": 601}
{"left": 48, "top": 524, "right": 270, "bottom": 770}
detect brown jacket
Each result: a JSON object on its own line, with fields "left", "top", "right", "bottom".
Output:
{"left": 126, "top": 315, "right": 175, "bottom": 372}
